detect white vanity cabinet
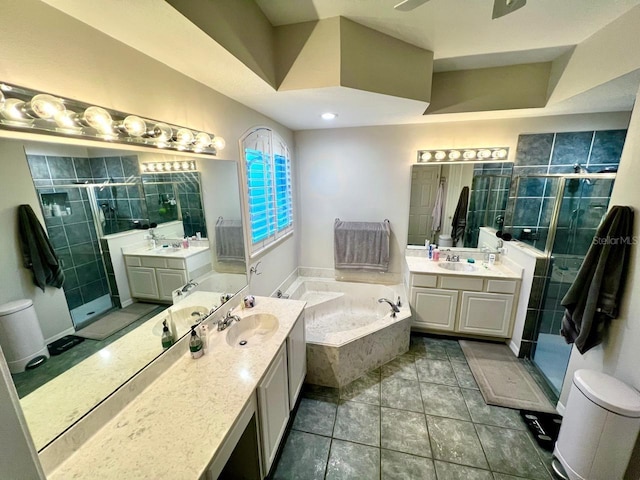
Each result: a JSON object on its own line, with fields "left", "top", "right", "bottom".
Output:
{"left": 287, "top": 314, "right": 306, "bottom": 409}
{"left": 257, "top": 344, "right": 290, "bottom": 475}
{"left": 409, "top": 272, "right": 519, "bottom": 339}
{"left": 124, "top": 248, "right": 211, "bottom": 302}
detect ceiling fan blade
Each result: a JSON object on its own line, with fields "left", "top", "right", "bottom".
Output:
{"left": 394, "top": 0, "right": 431, "bottom": 12}
{"left": 492, "top": 0, "right": 526, "bottom": 19}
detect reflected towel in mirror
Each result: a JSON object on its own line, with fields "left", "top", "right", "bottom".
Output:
{"left": 215, "top": 216, "right": 245, "bottom": 262}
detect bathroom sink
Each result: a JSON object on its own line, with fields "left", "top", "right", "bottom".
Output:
{"left": 152, "top": 305, "right": 210, "bottom": 336}
{"left": 226, "top": 313, "right": 279, "bottom": 348}
{"left": 438, "top": 262, "right": 479, "bottom": 272}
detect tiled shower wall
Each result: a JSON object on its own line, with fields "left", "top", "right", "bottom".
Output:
{"left": 26, "top": 154, "right": 140, "bottom": 311}
{"left": 505, "top": 129, "right": 626, "bottom": 250}
{"left": 503, "top": 129, "right": 627, "bottom": 359}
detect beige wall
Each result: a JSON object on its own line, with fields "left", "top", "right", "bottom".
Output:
{"left": 0, "top": 140, "right": 75, "bottom": 341}
{"left": 294, "top": 112, "right": 631, "bottom": 273}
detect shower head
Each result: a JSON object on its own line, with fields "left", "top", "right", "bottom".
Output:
{"left": 573, "top": 164, "right": 592, "bottom": 186}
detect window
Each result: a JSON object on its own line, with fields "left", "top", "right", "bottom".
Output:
{"left": 241, "top": 127, "right": 293, "bottom": 256}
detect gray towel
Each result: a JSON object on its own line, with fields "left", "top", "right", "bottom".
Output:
{"left": 18, "top": 204, "right": 65, "bottom": 292}
{"left": 334, "top": 219, "right": 390, "bottom": 271}
{"left": 215, "top": 217, "right": 245, "bottom": 262}
{"left": 560, "top": 205, "right": 633, "bottom": 354}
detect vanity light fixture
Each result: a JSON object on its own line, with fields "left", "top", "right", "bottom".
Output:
{"left": 0, "top": 82, "right": 226, "bottom": 156}
{"left": 417, "top": 147, "right": 510, "bottom": 164}
{"left": 141, "top": 160, "right": 197, "bottom": 173}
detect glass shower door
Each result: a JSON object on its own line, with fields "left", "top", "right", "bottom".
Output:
{"left": 532, "top": 176, "right": 615, "bottom": 394}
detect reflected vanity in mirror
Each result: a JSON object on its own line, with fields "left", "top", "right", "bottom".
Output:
{"left": 0, "top": 137, "right": 248, "bottom": 452}
{"left": 408, "top": 161, "right": 513, "bottom": 248}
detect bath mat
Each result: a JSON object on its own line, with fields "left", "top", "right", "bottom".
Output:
{"left": 75, "top": 303, "right": 159, "bottom": 341}
{"left": 459, "top": 340, "right": 557, "bottom": 413}
{"left": 47, "top": 335, "right": 84, "bottom": 355}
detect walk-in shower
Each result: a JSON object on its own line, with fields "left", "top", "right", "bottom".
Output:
{"left": 508, "top": 172, "right": 616, "bottom": 395}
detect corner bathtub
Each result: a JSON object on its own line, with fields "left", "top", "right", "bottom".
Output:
{"left": 284, "top": 277, "right": 411, "bottom": 388}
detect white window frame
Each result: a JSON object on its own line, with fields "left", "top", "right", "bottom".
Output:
{"left": 240, "top": 127, "right": 294, "bottom": 258}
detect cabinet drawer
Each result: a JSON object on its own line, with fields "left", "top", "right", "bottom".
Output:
{"left": 440, "top": 276, "right": 483, "bottom": 291}
{"left": 141, "top": 257, "right": 167, "bottom": 268}
{"left": 166, "top": 258, "right": 186, "bottom": 270}
{"left": 124, "top": 256, "right": 141, "bottom": 267}
{"left": 487, "top": 280, "right": 517, "bottom": 294}
{"left": 412, "top": 274, "right": 437, "bottom": 288}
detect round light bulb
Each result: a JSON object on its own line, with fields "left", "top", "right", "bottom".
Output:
{"left": 463, "top": 150, "right": 477, "bottom": 160}
{"left": 122, "top": 115, "right": 147, "bottom": 137}
{"left": 28, "top": 94, "right": 65, "bottom": 119}
{"left": 195, "top": 132, "right": 211, "bottom": 148}
{"left": 1, "top": 98, "right": 27, "bottom": 120}
{"left": 420, "top": 152, "right": 432, "bottom": 162}
{"left": 448, "top": 150, "right": 461, "bottom": 160}
{"left": 173, "top": 162, "right": 181, "bottom": 170}
{"left": 176, "top": 128, "right": 194, "bottom": 145}
{"left": 0, "top": 90, "right": 5, "bottom": 108}
{"left": 478, "top": 149, "right": 492, "bottom": 159}
{"left": 83, "top": 106, "right": 113, "bottom": 134}
{"left": 434, "top": 151, "right": 446, "bottom": 161}
{"left": 212, "top": 136, "right": 226, "bottom": 151}
{"left": 157, "top": 163, "right": 164, "bottom": 171}
{"left": 493, "top": 148, "right": 508, "bottom": 159}
{"left": 152, "top": 123, "right": 173, "bottom": 142}
{"left": 141, "top": 164, "right": 148, "bottom": 172}
{"left": 148, "top": 164, "right": 156, "bottom": 172}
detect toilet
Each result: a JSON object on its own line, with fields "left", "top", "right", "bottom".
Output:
{"left": 438, "top": 234, "right": 453, "bottom": 247}
{"left": 0, "top": 299, "right": 49, "bottom": 374}
{"left": 554, "top": 369, "right": 640, "bottom": 480}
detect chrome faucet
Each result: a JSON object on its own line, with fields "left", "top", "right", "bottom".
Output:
{"left": 378, "top": 298, "right": 400, "bottom": 318}
{"left": 217, "top": 309, "right": 241, "bottom": 331}
{"left": 181, "top": 279, "right": 198, "bottom": 293}
{"left": 276, "top": 289, "right": 289, "bottom": 299}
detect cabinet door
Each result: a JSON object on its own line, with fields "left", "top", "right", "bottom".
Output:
{"left": 156, "top": 268, "right": 187, "bottom": 301}
{"left": 411, "top": 288, "right": 458, "bottom": 332}
{"left": 128, "top": 267, "right": 159, "bottom": 299}
{"left": 287, "top": 315, "right": 306, "bottom": 410}
{"left": 459, "top": 291, "right": 514, "bottom": 337}
{"left": 258, "top": 345, "right": 290, "bottom": 475}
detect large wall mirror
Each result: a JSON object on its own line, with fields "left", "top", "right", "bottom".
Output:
{"left": 0, "top": 137, "right": 248, "bottom": 451}
{"left": 408, "top": 162, "right": 513, "bottom": 248}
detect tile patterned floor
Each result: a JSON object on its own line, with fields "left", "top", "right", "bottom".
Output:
{"left": 273, "top": 334, "right": 555, "bottom": 480}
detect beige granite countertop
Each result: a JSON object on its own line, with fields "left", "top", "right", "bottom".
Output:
{"left": 48, "top": 296, "right": 305, "bottom": 480}
{"left": 405, "top": 255, "right": 522, "bottom": 280}
{"left": 122, "top": 245, "right": 210, "bottom": 259}
{"left": 22, "top": 292, "right": 216, "bottom": 451}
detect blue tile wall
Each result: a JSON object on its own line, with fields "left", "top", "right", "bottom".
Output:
{"left": 505, "top": 129, "right": 626, "bottom": 250}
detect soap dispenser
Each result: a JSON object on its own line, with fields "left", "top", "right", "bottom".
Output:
{"left": 189, "top": 325, "right": 204, "bottom": 359}
{"left": 161, "top": 319, "right": 174, "bottom": 350}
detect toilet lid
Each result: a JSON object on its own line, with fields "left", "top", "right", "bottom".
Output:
{"left": 574, "top": 369, "right": 640, "bottom": 417}
{"left": 0, "top": 299, "right": 33, "bottom": 316}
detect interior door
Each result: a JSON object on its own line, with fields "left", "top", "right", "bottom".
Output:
{"left": 408, "top": 166, "right": 441, "bottom": 245}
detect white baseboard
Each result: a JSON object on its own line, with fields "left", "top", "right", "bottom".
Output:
{"left": 45, "top": 326, "right": 76, "bottom": 345}
{"left": 556, "top": 401, "right": 565, "bottom": 416}
{"left": 508, "top": 340, "right": 520, "bottom": 356}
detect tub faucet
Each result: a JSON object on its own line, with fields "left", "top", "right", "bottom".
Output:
{"left": 181, "top": 279, "right": 198, "bottom": 293}
{"left": 378, "top": 298, "right": 400, "bottom": 318}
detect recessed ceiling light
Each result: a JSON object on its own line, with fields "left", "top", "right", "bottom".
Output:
{"left": 321, "top": 112, "right": 337, "bottom": 120}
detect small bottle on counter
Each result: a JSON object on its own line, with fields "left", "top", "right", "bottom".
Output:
{"left": 198, "top": 323, "right": 209, "bottom": 354}
{"left": 488, "top": 253, "right": 496, "bottom": 266}
{"left": 182, "top": 236, "right": 190, "bottom": 248}
{"left": 189, "top": 326, "right": 204, "bottom": 359}
{"left": 161, "top": 319, "right": 174, "bottom": 350}
{"left": 433, "top": 248, "right": 440, "bottom": 261}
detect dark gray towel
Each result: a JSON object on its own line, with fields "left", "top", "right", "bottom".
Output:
{"left": 18, "top": 204, "right": 65, "bottom": 292}
{"left": 451, "top": 186, "right": 469, "bottom": 244}
{"left": 560, "top": 205, "right": 633, "bottom": 354}
{"left": 334, "top": 219, "right": 390, "bottom": 271}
